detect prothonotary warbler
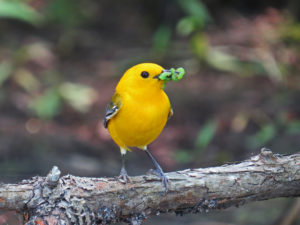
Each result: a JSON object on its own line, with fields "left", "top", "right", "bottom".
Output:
{"left": 103, "top": 63, "right": 185, "bottom": 191}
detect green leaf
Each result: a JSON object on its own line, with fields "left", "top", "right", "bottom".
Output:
{"left": 280, "top": 20, "right": 300, "bottom": 43}
{"left": 0, "top": 61, "right": 12, "bottom": 86}
{"left": 190, "top": 32, "right": 208, "bottom": 59}
{"left": 13, "top": 69, "right": 40, "bottom": 93}
{"left": 247, "top": 124, "right": 277, "bottom": 148}
{"left": 177, "top": 0, "right": 211, "bottom": 26}
{"left": 286, "top": 120, "right": 300, "bottom": 134}
{"left": 176, "top": 16, "right": 197, "bottom": 36}
{"left": 174, "top": 149, "right": 194, "bottom": 164}
{"left": 0, "top": 0, "right": 42, "bottom": 26}
{"left": 206, "top": 48, "right": 242, "bottom": 73}
{"left": 30, "top": 88, "right": 61, "bottom": 119}
{"left": 59, "top": 82, "right": 97, "bottom": 113}
{"left": 195, "top": 119, "right": 218, "bottom": 149}
{"left": 46, "top": 0, "right": 87, "bottom": 27}
{"left": 152, "top": 24, "right": 172, "bottom": 54}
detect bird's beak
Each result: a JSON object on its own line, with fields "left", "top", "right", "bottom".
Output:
{"left": 153, "top": 69, "right": 172, "bottom": 80}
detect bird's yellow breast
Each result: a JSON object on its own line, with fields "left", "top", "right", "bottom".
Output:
{"left": 108, "top": 90, "right": 170, "bottom": 149}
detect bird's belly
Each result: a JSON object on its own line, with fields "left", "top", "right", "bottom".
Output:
{"left": 109, "top": 101, "right": 169, "bottom": 147}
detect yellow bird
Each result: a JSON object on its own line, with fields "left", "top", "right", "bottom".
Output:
{"left": 103, "top": 63, "right": 175, "bottom": 191}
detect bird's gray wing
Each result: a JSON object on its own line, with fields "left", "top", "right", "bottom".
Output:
{"left": 103, "top": 93, "right": 122, "bottom": 128}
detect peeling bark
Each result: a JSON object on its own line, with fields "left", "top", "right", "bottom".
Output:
{"left": 0, "top": 148, "right": 299, "bottom": 224}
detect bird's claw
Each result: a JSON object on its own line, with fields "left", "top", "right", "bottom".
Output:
{"left": 147, "top": 168, "right": 169, "bottom": 192}
{"left": 118, "top": 167, "right": 131, "bottom": 183}
{"left": 161, "top": 175, "right": 169, "bottom": 193}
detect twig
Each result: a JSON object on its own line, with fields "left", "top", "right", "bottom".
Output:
{"left": 0, "top": 148, "right": 299, "bottom": 225}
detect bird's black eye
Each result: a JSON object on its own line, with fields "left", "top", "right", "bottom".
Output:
{"left": 141, "top": 71, "right": 149, "bottom": 78}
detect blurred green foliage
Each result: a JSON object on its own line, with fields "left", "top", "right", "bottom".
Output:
{"left": 30, "top": 88, "right": 61, "bottom": 119}
{"left": 175, "top": 118, "right": 218, "bottom": 164}
{"left": 280, "top": 19, "right": 300, "bottom": 44}
{"left": 0, "top": 61, "right": 12, "bottom": 86}
{"left": 28, "top": 82, "right": 97, "bottom": 119}
{"left": 45, "top": 0, "right": 91, "bottom": 27}
{"left": 176, "top": 0, "right": 211, "bottom": 36}
{"left": 0, "top": 0, "right": 300, "bottom": 224}
{"left": 0, "top": 0, "right": 42, "bottom": 26}
{"left": 152, "top": 24, "right": 172, "bottom": 54}
{"left": 195, "top": 119, "right": 217, "bottom": 149}
{"left": 0, "top": 0, "right": 93, "bottom": 27}
{"left": 1, "top": 2, "right": 300, "bottom": 223}
{"left": 247, "top": 124, "right": 277, "bottom": 149}
{"left": 174, "top": 149, "right": 194, "bottom": 164}
{"left": 0, "top": 0, "right": 300, "bottom": 154}
{"left": 0, "top": 42, "right": 97, "bottom": 119}
{"left": 286, "top": 120, "right": 300, "bottom": 134}
{"left": 59, "top": 82, "right": 97, "bottom": 113}
{"left": 0, "top": 0, "right": 100, "bottom": 119}
{"left": 153, "top": 0, "right": 210, "bottom": 55}
{"left": 175, "top": 0, "right": 285, "bottom": 79}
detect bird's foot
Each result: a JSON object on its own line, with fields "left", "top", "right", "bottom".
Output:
{"left": 118, "top": 167, "right": 131, "bottom": 183}
{"left": 147, "top": 168, "right": 169, "bottom": 192}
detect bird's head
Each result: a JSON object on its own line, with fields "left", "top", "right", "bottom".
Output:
{"left": 116, "top": 63, "right": 167, "bottom": 94}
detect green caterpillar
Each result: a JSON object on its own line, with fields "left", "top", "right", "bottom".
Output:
{"left": 159, "top": 67, "right": 186, "bottom": 89}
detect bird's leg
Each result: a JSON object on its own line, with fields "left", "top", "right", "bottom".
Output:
{"left": 118, "top": 148, "right": 130, "bottom": 183}
{"left": 145, "top": 149, "right": 169, "bottom": 192}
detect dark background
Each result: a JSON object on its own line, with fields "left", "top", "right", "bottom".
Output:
{"left": 0, "top": 0, "right": 299, "bottom": 224}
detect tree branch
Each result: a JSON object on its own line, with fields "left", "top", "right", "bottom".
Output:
{"left": 0, "top": 148, "right": 299, "bottom": 225}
